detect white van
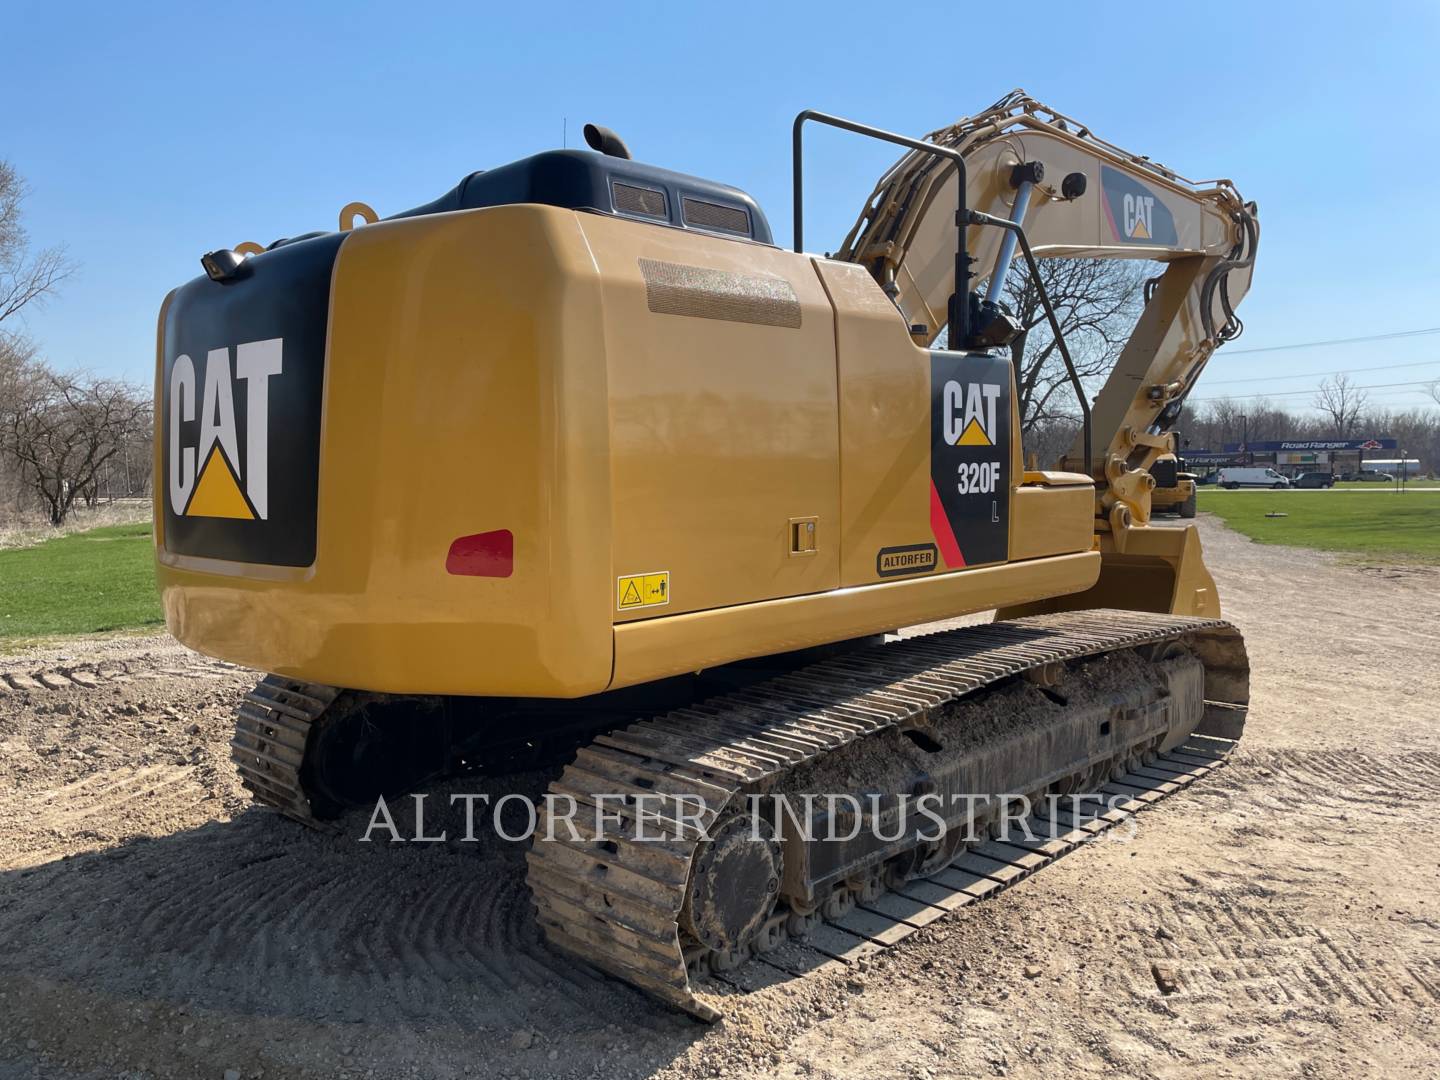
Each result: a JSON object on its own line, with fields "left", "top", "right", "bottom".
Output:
{"left": 1217, "top": 467, "right": 1290, "bottom": 489}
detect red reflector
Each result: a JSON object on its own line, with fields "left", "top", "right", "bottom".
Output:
{"left": 445, "top": 529, "right": 513, "bottom": 577}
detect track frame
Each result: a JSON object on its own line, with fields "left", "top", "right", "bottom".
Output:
{"left": 526, "top": 610, "right": 1248, "bottom": 1019}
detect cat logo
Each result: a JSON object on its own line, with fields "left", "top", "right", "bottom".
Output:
{"left": 167, "top": 338, "right": 283, "bottom": 521}
{"left": 941, "top": 380, "right": 1002, "bottom": 447}
{"left": 1122, "top": 192, "right": 1155, "bottom": 240}
{"left": 929, "top": 352, "right": 1011, "bottom": 569}
{"left": 1100, "top": 165, "right": 1177, "bottom": 247}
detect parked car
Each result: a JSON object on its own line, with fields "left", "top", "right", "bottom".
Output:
{"left": 1357, "top": 471, "right": 1395, "bottom": 482}
{"left": 1216, "top": 467, "right": 1291, "bottom": 489}
{"left": 1293, "top": 472, "right": 1336, "bottom": 488}
{"left": 1194, "top": 472, "right": 1218, "bottom": 486}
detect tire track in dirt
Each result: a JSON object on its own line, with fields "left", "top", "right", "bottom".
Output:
{"left": 0, "top": 653, "right": 238, "bottom": 695}
{"left": 1123, "top": 870, "right": 1440, "bottom": 1011}
{"left": 1188, "top": 746, "right": 1440, "bottom": 822}
{"left": 0, "top": 778, "right": 671, "bottom": 1037}
{"left": 33, "top": 763, "right": 202, "bottom": 826}
{"left": 1084, "top": 745, "right": 1440, "bottom": 1018}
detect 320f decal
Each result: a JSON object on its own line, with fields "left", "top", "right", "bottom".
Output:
{"left": 929, "top": 351, "right": 1011, "bottom": 568}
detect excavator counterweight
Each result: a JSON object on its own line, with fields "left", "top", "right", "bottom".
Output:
{"left": 155, "top": 90, "right": 1257, "bottom": 1017}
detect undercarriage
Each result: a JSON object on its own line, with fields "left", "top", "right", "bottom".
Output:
{"left": 230, "top": 609, "right": 1248, "bottom": 1019}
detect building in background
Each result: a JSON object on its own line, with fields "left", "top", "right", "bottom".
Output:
{"left": 1362, "top": 459, "right": 1425, "bottom": 478}
{"left": 1182, "top": 438, "right": 1428, "bottom": 479}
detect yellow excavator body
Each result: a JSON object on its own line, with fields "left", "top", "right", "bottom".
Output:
{"left": 154, "top": 202, "right": 1225, "bottom": 693}
{"left": 154, "top": 94, "right": 1256, "bottom": 1019}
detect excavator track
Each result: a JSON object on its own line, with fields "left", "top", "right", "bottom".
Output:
{"left": 231, "top": 677, "right": 342, "bottom": 826}
{"left": 525, "top": 610, "right": 1248, "bottom": 1020}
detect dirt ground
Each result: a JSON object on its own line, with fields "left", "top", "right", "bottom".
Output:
{"left": 1, "top": 516, "right": 1437, "bottom": 1080}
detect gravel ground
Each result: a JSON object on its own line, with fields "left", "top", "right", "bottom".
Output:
{"left": 0, "top": 515, "right": 1436, "bottom": 1080}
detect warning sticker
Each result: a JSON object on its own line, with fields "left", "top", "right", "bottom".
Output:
{"left": 617, "top": 571, "right": 670, "bottom": 611}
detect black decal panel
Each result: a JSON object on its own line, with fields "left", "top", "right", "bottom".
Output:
{"left": 876, "top": 543, "right": 938, "bottom": 578}
{"left": 929, "top": 351, "right": 1012, "bottom": 568}
{"left": 160, "top": 233, "right": 342, "bottom": 567}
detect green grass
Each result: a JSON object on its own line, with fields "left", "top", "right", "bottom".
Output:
{"left": 1328, "top": 479, "right": 1439, "bottom": 490}
{"left": 0, "top": 522, "right": 163, "bottom": 643}
{"left": 1198, "top": 489, "right": 1440, "bottom": 563}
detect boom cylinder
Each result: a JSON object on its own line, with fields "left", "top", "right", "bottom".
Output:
{"left": 985, "top": 162, "right": 1042, "bottom": 303}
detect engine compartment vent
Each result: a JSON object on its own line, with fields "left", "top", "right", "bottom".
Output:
{"left": 682, "top": 197, "right": 750, "bottom": 236}
{"left": 612, "top": 182, "right": 668, "bottom": 219}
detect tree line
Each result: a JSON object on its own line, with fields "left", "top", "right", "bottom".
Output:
{"left": 0, "top": 161, "right": 150, "bottom": 526}
{"left": 1173, "top": 377, "right": 1440, "bottom": 473}
{"left": 992, "top": 258, "right": 1440, "bottom": 475}
{"left": 3, "top": 156, "right": 1437, "bottom": 528}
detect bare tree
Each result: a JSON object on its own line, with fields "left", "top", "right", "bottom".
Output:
{"left": 1186, "top": 397, "right": 1245, "bottom": 450}
{"left": 995, "top": 258, "right": 1149, "bottom": 433}
{"left": 1, "top": 357, "right": 150, "bottom": 525}
{"left": 0, "top": 162, "right": 84, "bottom": 520}
{"left": 1313, "top": 373, "right": 1369, "bottom": 438}
{"left": 0, "top": 334, "right": 35, "bottom": 413}
{"left": 1021, "top": 415, "right": 1085, "bottom": 471}
{"left": 0, "top": 161, "right": 73, "bottom": 332}
{"left": 1428, "top": 379, "right": 1440, "bottom": 408}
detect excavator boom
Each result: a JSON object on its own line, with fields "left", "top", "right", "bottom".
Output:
{"left": 835, "top": 90, "right": 1258, "bottom": 525}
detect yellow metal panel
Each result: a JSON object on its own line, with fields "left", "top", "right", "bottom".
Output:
{"left": 1009, "top": 486, "right": 1095, "bottom": 561}
{"left": 810, "top": 259, "right": 931, "bottom": 586}
{"left": 578, "top": 214, "right": 840, "bottom": 618}
{"left": 1021, "top": 470, "right": 1092, "bottom": 487}
{"left": 158, "top": 204, "right": 1117, "bottom": 699}
{"left": 996, "top": 523, "right": 1219, "bottom": 620}
{"left": 1121, "top": 523, "right": 1221, "bottom": 617}
{"left": 158, "top": 205, "right": 616, "bottom": 696}
{"left": 813, "top": 258, "right": 1024, "bottom": 586}
{"left": 612, "top": 551, "right": 1100, "bottom": 690}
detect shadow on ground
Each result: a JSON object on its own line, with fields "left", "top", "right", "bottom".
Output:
{"left": 0, "top": 770, "right": 703, "bottom": 1078}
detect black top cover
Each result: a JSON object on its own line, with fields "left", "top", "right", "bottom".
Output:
{"left": 387, "top": 149, "right": 772, "bottom": 244}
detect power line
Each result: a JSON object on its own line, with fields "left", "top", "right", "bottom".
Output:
{"left": 1188, "top": 379, "right": 1436, "bottom": 403}
{"left": 1218, "top": 327, "right": 1440, "bottom": 356}
{"left": 1204, "top": 358, "right": 1440, "bottom": 386}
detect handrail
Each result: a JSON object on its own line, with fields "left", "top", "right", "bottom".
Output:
{"left": 792, "top": 110, "right": 1090, "bottom": 475}
{"left": 793, "top": 110, "right": 972, "bottom": 346}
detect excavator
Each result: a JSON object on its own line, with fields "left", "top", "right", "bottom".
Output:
{"left": 153, "top": 91, "right": 1257, "bottom": 1018}
{"left": 1150, "top": 452, "right": 1200, "bottom": 518}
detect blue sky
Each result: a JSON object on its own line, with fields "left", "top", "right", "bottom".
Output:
{"left": 5, "top": 1, "right": 1440, "bottom": 415}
